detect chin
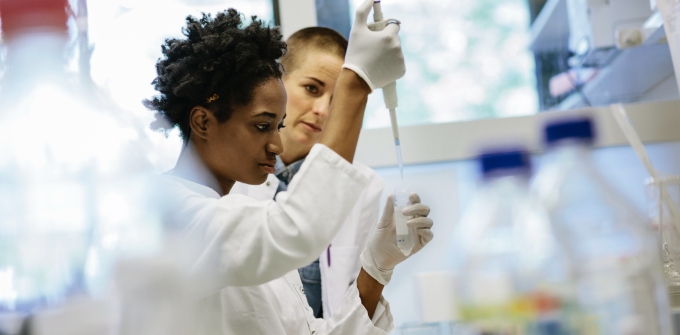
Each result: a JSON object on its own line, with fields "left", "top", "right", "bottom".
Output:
{"left": 240, "top": 173, "right": 269, "bottom": 186}
{"left": 294, "top": 133, "right": 319, "bottom": 147}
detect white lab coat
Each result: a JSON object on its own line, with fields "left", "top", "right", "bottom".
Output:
{"left": 196, "top": 271, "right": 393, "bottom": 334}
{"left": 158, "top": 144, "right": 394, "bottom": 334}
{"left": 231, "top": 160, "right": 384, "bottom": 318}
{"left": 158, "top": 144, "right": 368, "bottom": 292}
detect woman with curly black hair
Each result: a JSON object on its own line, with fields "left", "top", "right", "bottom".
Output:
{"left": 150, "top": 1, "right": 434, "bottom": 333}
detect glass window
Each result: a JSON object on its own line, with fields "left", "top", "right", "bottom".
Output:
{"left": 348, "top": 0, "right": 539, "bottom": 129}
{"left": 87, "top": 0, "right": 273, "bottom": 114}
{"left": 83, "top": 0, "right": 274, "bottom": 169}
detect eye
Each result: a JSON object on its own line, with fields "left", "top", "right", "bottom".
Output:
{"left": 255, "top": 123, "right": 270, "bottom": 132}
{"left": 305, "top": 85, "right": 319, "bottom": 94}
{"left": 277, "top": 122, "right": 286, "bottom": 132}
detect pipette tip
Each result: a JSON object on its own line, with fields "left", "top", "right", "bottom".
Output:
{"left": 395, "top": 141, "right": 404, "bottom": 180}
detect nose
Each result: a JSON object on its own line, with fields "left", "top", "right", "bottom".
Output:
{"left": 267, "top": 131, "right": 284, "bottom": 156}
{"left": 312, "top": 94, "right": 332, "bottom": 119}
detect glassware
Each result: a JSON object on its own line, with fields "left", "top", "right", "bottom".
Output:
{"left": 646, "top": 174, "right": 680, "bottom": 327}
{"left": 532, "top": 118, "right": 672, "bottom": 335}
{"left": 394, "top": 188, "right": 414, "bottom": 256}
{"left": 0, "top": 0, "right": 162, "bottom": 325}
{"left": 646, "top": 175, "right": 680, "bottom": 285}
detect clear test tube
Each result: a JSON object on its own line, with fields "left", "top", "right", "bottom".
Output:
{"left": 394, "top": 189, "right": 414, "bottom": 256}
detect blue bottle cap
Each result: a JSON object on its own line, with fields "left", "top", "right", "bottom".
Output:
{"left": 544, "top": 118, "right": 594, "bottom": 145}
{"left": 479, "top": 149, "right": 530, "bottom": 177}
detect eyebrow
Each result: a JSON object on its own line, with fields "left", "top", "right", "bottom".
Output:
{"left": 252, "top": 112, "right": 277, "bottom": 119}
{"left": 305, "top": 77, "right": 325, "bottom": 87}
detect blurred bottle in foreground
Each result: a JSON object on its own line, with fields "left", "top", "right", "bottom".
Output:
{"left": 0, "top": 0, "right": 185, "bottom": 333}
{"left": 531, "top": 118, "right": 672, "bottom": 335}
{"left": 451, "top": 148, "right": 578, "bottom": 335}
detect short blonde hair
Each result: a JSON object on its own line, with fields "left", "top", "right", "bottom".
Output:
{"left": 280, "top": 27, "right": 348, "bottom": 73}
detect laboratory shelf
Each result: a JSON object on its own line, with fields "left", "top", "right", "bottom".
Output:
{"left": 529, "top": 0, "right": 675, "bottom": 110}
{"left": 556, "top": 42, "right": 676, "bottom": 110}
{"left": 355, "top": 100, "right": 680, "bottom": 168}
{"left": 530, "top": 0, "right": 666, "bottom": 51}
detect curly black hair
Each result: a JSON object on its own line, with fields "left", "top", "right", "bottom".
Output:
{"left": 143, "top": 9, "right": 286, "bottom": 140}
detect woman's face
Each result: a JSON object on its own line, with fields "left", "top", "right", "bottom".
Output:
{"left": 279, "top": 51, "right": 343, "bottom": 152}
{"left": 201, "top": 77, "right": 287, "bottom": 186}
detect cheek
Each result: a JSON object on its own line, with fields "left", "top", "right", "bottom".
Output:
{"left": 214, "top": 126, "right": 256, "bottom": 168}
{"left": 288, "top": 90, "right": 314, "bottom": 119}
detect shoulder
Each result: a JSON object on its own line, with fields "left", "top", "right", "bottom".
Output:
{"left": 157, "top": 175, "right": 216, "bottom": 199}
{"left": 157, "top": 175, "right": 254, "bottom": 207}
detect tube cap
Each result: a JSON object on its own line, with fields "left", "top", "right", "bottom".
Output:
{"left": 544, "top": 118, "right": 594, "bottom": 145}
{"left": 0, "top": 0, "right": 68, "bottom": 36}
{"left": 479, "top": 149, "right": 530, "bottom": 177}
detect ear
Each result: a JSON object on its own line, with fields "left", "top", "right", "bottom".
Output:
{"left": 189, "top": 106, "right": 214, "bottom": 141}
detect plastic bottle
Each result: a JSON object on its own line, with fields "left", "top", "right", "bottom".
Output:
{"left": 452, "top": 149, "right": 577, "bottom": 335}
{"left": 531, "top": 118, "right": 671, "bottom": 335}
{"left": 0, "top": 0, "right": 162, "bottom": 320}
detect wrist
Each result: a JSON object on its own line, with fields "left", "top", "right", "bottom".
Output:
{"left": 357, "top": 268, "right": 384, "bottom": 319}
{"left": 360, "top": 249, "right": 393, "bottom": 286}
{"left": 338, "top": 68, "right": 372, "bottom": 95}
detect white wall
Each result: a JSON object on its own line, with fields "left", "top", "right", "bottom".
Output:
{"left": 278, "top": 0, "right": 317, "bottom": 39}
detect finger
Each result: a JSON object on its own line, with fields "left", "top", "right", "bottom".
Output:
{"left": 376, "top": 194, "right": 394, "bottom": 229}
{"left": 407, "top": 217, "right": 432, "bottom": 229}
{"left": 409, "top": 192, "right": 420, "bottom": 204}
{"left": 418, "top": 229, "right": 434, "bottom": 245}
{"left": 353, "top": 0, "right": 373, "bottom": 27}
{"left": 382, "top": 20, "right": 401, "bottom": 34}
{"left": 403, "top": 203, "right": 430, "bottom": 217}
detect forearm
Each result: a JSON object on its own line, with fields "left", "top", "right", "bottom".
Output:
{"left": 356, "top": 267, "right": 384, "bottom": 319}
{"left": 319, "top": 69, "right": 371, "bottom": 163}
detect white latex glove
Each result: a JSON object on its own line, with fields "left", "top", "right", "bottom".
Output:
{"left": 342, "top": 0, "right": 406, "bottom": 91}
{"left": 360, "top": 193, "right": 433, "bottom": 285}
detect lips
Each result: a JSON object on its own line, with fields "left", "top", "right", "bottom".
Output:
{"left": 301, "top": 121, "right": 322, "bottom": 132}
{"left": 259, "top": 164, "right": 276, "bottom": 174}
{"left": 259, "top": 160, "right": 277, "bottom": 174}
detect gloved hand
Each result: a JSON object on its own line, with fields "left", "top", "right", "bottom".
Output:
{"left": 342, "top": 0, "right": 406, "bottom": 91}
{"left": 360, "top": 193, "right": 433, "bottom": 285}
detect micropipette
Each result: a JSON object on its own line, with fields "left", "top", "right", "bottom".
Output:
{"left": 370, "top": 0, "right": 404, "bottom": 179}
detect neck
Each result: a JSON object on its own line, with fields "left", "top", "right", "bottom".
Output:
{"left": 171, "top": 141, "right": 234, "bottom": 196}
{"left": 279, "top": 134, "right": 312, "bottom": 165}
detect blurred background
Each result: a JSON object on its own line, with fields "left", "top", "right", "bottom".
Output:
{"left": 4, "top": 0, "right": 670, "bottom": 171}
